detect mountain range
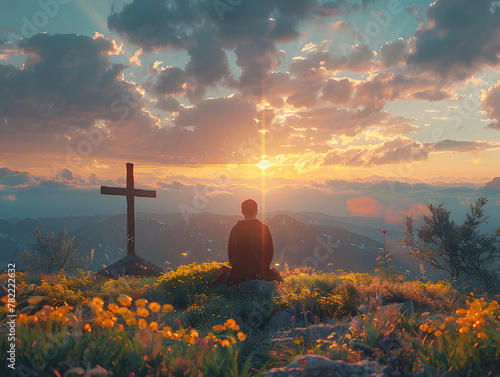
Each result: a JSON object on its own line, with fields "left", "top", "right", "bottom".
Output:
{"left": 0, "top": 211, "right": 447, "bottom": 280}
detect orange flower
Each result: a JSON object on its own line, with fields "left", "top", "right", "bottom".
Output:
{"left": 149, "top": 321, "right": 158, "bottom": 331}
{"left": 117, "top": 295, "right": 132, "bottom": 307}
{"left": 149, "top": 302, "right": 161, "bottom": 313}
{"left": 237, "top": 332, "right": 246, "bottom": 341}
{"left": 213, "top": 324, "right": 226, "bottom": 332}
{"left": 138, "top": 318, "right": 147, "bottom": 330}
{"left": 83, "top": 324, "right": 92, "bottom": 332}
{"left": 18, "top": 313, "right": 28, "bottom": 324}
{"left": 126, "top": 317, "right": 137, "bottom": 326}
{"left": 137, "top": 308, "right": 149, "bottom": 318}
{"left": 477, "top": 332, "right": 487, "bottom": 339}
{"left": 107, "top": 304, "right": 119, "bottom": 313}
{"left": 434, "top": 330, "right": 443, "bottom": 337}
{"left": 135, "top": 299, "right": 148, "bottom": 308}
{"left": 27, "top": 296, "right": 45, "bottom": 306}
{"left": 162, "top": 304, "right": 174, "bottom": 313}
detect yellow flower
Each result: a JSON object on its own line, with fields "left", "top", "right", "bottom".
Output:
{"left": 149, "top": 302, "right": 161, "bottom": 313}
{"left": 135, "top": 299, "right": 148, "bottom": 308}
{"left": 28, "top": 296, "right": 45, "bottom": 306}
{"left": 190, "top": 329, "right": 199, "bottom": 338}
{"left": 117, "top": 295, "right": 132, "bottom": 307}
{"left": 237, "top": 332, "right": 246, "bottom": 341}
{"left": 205, "top": 332, "right": 216, "bottom": 342}
{"left": 162, "top": 304, "right": 174, "bottom": 313}
{"left": 149, "top": 321, "right": 158, "bottom": 331}
{"left": 184, "top": 335, "right": 196, "bottom": 344}
{"left": 293, "top": 337, "right": 304, "bottom": 345}
{"left": 138, "top": 318, "right": 147, "bottom": 330}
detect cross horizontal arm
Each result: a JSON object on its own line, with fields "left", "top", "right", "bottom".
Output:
{"left": 101, "top": 186, "right": 157, "bottom": 198}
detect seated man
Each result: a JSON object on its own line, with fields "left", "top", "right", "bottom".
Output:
{"left": 209, "top": 199, "right": 283, "bottom": 287}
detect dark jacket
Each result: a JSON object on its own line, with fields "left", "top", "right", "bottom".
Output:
{"left": 227, "top": 219, "right": 274, "bottom": 279}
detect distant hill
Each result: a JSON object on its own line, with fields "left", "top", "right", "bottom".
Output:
{"left": 0, "top": 211, "right": 445, "bottom": 279}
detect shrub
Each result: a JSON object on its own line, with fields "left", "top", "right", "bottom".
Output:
{"left": 154, "top": 261, "right": 224, "bottom": 309}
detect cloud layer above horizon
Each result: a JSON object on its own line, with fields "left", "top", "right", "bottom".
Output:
{"left": 1, "top": 0, "right": 500, "bottom": 221}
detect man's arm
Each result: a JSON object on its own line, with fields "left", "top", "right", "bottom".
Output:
{"left": 264, "top": 225, "right": 274, "bottom": 266}
{"left": 227, "top": 227, "right": 237, "bottom": 267}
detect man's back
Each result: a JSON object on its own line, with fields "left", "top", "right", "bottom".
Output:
{"left": 228, "top": 218, "right": 274, "bottom": 279}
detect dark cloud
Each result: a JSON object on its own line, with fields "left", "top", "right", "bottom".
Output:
{"left": 432, "top": 139, "right": 500, "bottom": 153}
{"left": 482, "top": 81, "right": 500, "bottom": 130}
{"left": 407, "top": 0, "right": 500, "bottom": 80}
{"left": 0, "top": 33, "right": 151, "bottom": 133}
{"left": 108, "top": 0, "right": 200, "bottom": 52}
{"left": 0, "top": 168, "right": 35, "bottom": 187}
{"left": 322, "top": 78, "right": 354, "bottom": 105}
{"left": 185, "top": 24, "right": 229, "bottom": 86}
{"left": 380, "top": 38, "right": 406, "bottom": 68}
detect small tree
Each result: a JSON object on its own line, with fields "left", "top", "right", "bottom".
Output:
{"left": 403, "top": 197, "right": 500, "bottom": 289}
{"left": 20, "top": 228, "right": 89, "bottom": 274}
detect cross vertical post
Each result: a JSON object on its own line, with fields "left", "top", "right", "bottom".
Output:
{"left": 126, "top": 163, "right": 135, "bottom": 254}
{"left": 101, "top": 163, "right": 156, "bottom": 255}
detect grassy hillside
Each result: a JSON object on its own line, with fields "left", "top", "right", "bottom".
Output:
{"left": 1, "top": 263, "right": 499, "bottom": 377}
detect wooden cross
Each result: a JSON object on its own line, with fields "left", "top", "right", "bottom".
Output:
{"left": 101, "top": 163, "right": 156, "bottom": 255}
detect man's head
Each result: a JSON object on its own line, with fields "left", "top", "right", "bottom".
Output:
{"left": 241, "top": 199, "right": 258, "bottom": 218}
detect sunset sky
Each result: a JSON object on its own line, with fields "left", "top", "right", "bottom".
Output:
{"left": 1, "top": 0, "right": 500, "bottom": 222}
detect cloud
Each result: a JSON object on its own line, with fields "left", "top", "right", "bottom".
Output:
{"left": 0, "top": 194, "right": 16, "bottom": 201}
{"left": 0, "top": 33, "right": 152, "bottom": 133}
{"left": 407, "top": 0, "right": 500, "bottom": 81}
{"left": 346, "top": 196, "right": 382, "bottom": 216}
{"left": 0, "top": 168, "right": 35, "bottom": 187}
{"left": 432, "top": 139, "right": 500, "bottom": 153}
{"left": 384, "top": 203, "right": 430, "bottom": 223}
{"left": 481, "top": 81, "right": 500, "bottom": 130}
{"left": 380, "top": 38, "right": 406, "bottom": 68}
{"left": 329, "top": 20, "right": 351, "bottom": 31}
{"left": 322, "top": 136, "right": 428, "bottom": 168}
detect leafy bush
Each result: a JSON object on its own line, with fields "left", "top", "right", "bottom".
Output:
{"left": 154, "top": 261, "right": 224, "bottom": 309}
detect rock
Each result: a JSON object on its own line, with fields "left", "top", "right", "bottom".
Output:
{"left": 95, "top": 253, "right": 163, "bottom": 279}
{"left": 264, "top": 355, "right": 390, "bottom": 377}
{"left": 270, "top": 324, "right": 349, "bottom": 348}
{"left": 267, "top": 310, "right": 294, "bottom": 331}
{"left": 227, "top": 279, "right": 277, "bottom": 295}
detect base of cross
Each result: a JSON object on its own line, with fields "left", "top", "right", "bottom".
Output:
{"left": 95, "top": 253, "right": 163, "bottom": 280}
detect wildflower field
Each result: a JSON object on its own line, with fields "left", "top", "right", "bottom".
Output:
{"left": 1, "top": 262, "right": 499, "bottom": 377}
